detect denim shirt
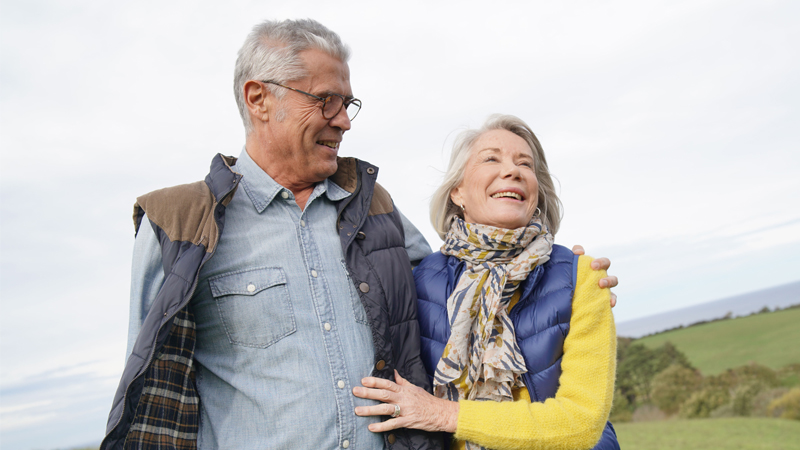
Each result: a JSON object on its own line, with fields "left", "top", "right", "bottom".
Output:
{"left": 128, "top": 148, "right": 432, "bottom": 449}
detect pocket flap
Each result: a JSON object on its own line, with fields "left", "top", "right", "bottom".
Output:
{"left": 208, "top": 267, "right": 286, "bottom": 297}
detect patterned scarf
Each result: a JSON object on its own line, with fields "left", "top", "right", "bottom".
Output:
{"left": 433, "top": 216, "right": 554, "bottom": 412}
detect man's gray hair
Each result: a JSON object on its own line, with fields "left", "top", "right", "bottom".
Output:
{"left": 430, "top": 114, "right": 563, "bottom": 240}
{"left": 234, "top": 19, "right": 351, "bottom": 134}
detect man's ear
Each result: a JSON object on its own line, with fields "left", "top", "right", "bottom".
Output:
{"left": 244, "top": 80, "right": 270, "bottom": 123}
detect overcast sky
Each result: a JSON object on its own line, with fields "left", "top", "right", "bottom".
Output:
{"left": 1, "top": 0, "right": 798, "bottom": 448}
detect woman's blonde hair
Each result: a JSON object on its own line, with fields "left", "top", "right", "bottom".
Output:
{"left": 430, "top": 114, "right": 562, "bottom": 240}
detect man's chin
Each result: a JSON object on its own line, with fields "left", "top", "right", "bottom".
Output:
{"left": 316, "top": 160, "right": 339, "bottom": 180}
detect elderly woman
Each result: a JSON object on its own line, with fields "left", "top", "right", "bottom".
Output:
{"left": 353, "top": 115, "right": 619, "bottom": 450}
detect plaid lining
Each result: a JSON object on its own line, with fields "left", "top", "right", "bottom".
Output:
{"left": 125, "top": 307, "right": 199, "bottom": 450}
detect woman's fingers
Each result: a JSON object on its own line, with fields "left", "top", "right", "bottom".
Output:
{"left": 360, "top": 376, "right": 400, "bottom": 391}
{"left": 394, "top": 369, "right": 409, "bottom": 386}
{"left": 352, "top": 385, "right": 395, "bottom": 403}
{"left": 592, "top": 257, "right": 611, "bottom": 271}
{"left": 354, "top": 403, "right": 398, "bottom": 418}
{"left": 367, "top": 418, "right": 401, "bottom": 433}
{"left": 599, "top": 275, "right": 618, "bottom": 288}
{"left": 353, "top": 371, "right": 459, "bottom": 433}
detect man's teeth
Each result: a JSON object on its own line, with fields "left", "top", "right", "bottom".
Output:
{"left": 318, "top": 141, "right": 338, "bottom": 149}
{"left": 491, "top": 192, "right": 522, "bottom": 200}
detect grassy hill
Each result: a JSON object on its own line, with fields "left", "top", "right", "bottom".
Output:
{"left": 614, "top": 417, "right": 800, "bottom": 449}
{"left": 636, "top": 307, "right": 800, "bottom": 375}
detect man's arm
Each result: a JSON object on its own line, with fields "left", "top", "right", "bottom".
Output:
{"left": 126, "top": 213, "right": 166, "bottom": 360}
{"left": 397, "top": 208, "right": 433, "bottom": 267}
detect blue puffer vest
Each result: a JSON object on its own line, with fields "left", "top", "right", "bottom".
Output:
{"left": 414, "top": 244, "right": 618, "bottom": 450}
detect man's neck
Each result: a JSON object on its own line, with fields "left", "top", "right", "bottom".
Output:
{"left": 245, "top": 137, "right": 317, "bottom": 211}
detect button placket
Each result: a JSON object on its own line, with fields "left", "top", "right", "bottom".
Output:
{"left": 295, "top": 202, "right": 356, "bottom": 446}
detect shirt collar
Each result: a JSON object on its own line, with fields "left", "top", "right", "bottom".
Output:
{"left": 234, "top": 147, "right": 351, "bottom": 213}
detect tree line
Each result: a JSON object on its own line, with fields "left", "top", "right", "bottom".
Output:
{"left": 610, "top": 339, "right": 800, "bottom": 422}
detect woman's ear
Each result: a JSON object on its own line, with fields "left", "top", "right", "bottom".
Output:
{"left": 244, "top": 80, "right": 270, "bottom": 123}
{"left": 450, "top": 187, "right": 464, "bottom": 211}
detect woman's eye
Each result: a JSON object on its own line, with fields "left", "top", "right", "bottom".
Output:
{"left": 520, "top": 161, "right": 533, "bottom": 168}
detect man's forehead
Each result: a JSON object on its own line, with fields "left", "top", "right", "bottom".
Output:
{"left": 298, "top": 49, "right": 352, "bottom": 95}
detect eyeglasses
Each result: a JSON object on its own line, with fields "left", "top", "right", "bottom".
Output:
{"left": 262, "top": 80, "right": 362, "bottom": 121}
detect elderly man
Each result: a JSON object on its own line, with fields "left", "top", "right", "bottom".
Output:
{"left": 102, "top": 19, "right": 616, "bottom": 450}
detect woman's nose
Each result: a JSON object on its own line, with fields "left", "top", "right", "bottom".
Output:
{"left": 501, "top": 161, "right": 521, "bottom": 178}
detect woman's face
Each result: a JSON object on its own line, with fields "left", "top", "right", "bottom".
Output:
{"left": 450, "top": 129, "right": 539, "bottom": 230}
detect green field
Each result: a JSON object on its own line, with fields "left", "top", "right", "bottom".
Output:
{"left": 636, "top": 307, "right": 800, "bottom": 375}
{"left": 614, "top": 418, "right": 800, "bottom": 449}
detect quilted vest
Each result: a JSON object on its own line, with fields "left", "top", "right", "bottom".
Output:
{"left": 414, "top": 244, "right": 618, "bottom": 450}
{"left": 102, "top": 154, "right": 442, "bottom": 450}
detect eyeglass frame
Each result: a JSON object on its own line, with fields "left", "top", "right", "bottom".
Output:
{"left": 261, "top": 80, "right": 362, "bottom": 121}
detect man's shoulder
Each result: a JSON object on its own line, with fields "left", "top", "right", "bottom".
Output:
{"left": 134, "top": 181, "right": 219, "bottom": 246}
{"left": 331, "top": 156, "right": 394, "bottom": 216}
{"left": 137, "top": 181, "right": 212, "bottom": 206}
{"left": 136, "top": 181, "right": 216, "bottom": 222}
{"left": 133, "top": 154, "right": 239, "bottom": 243}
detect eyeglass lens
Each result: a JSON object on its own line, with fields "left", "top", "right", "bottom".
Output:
{"left": 323, "top": 96, "right": 360, "bottom": 120}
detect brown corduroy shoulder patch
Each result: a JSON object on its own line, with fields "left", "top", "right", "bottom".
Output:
{"left": 134, "top": 181, "right": 221, "bottom": 253}
{"left": 330, "top": 157, "right": 358, "bottom": 193}
{"left": 369, "top": 182, "right": 393, "bottom": 216}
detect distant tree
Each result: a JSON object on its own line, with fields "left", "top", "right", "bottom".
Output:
{"left": 732, "top": 381, "right": 769, "bottom": 416}
{"left": 679, "top": 388, "right": 730, "bottom": 418}
{"left": 616, "top": 343, "right": 661, "bottom": 404}
{"left": 655, "top": 341, "right": 693, "bottom": 370}
{"left": 778, "top": 363, "right": 800, "bottom": 388}
{"left": 731, "top": 363, "right": 780, "bottom": 387}
{"left": 768, "top": 388, "right": 800, "bottom": 420}
{"left": 609, "top": 389, "right": 633, "bottom": 423}
{"left": 616, "top": 341, "right": 693, "bottom": 406}
{"left": 651, "top": 364, "right": 703, "bottom": 414}
{"left": 616, "top": 336, "right": 634, "bottom": 360}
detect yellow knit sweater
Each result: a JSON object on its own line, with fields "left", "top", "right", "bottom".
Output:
{"left": 453, "top": 255, "right": 617, "bottom": 450}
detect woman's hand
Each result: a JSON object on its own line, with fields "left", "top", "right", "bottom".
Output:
{"left": 572, "top": 244, "right": 618, "bottom": 307}
{"left": 353, "top": 370, "right": 459, "bottom": 433}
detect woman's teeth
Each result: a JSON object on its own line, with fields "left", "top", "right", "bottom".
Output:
{"left": 491, "top": 192, "right": 522, "bottom": 200}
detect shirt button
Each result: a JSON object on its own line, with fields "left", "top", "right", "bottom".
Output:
{"left": 311, "top": 270, "right": 318, "bottom": 278}
{"left": 281, "top": 191, "right": 289, "bottom": 199}
{"left": 300, "top": 220, "right": 306, "bottom": 227}
{"left": 359, "top": 283, "right": 369, "bottom": 293}
{"left": 338, "top": 380, "right": 345, "bottom": 389}
{"left": 247, "top": 283, "right": 256, "bottom": 293}
{"left": 324, "top": 322, "right": 331, "bottom": 331}
{"left": 342, "top": 440, "right": 350, "bottom": 449}
{"left": 375, "top": 360, "right": 386, "bottom": 370}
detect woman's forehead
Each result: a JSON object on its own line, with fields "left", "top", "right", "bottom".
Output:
{"left": 471, "top": 130, "right": 533, "bottom": 157}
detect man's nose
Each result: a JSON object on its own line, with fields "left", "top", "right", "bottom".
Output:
{"left": 329, "top": 106, "right": 351, "bottom": 131}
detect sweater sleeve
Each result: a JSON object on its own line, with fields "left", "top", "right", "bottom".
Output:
{"left": 453, "top": 255, "right": 617, "bottom": 450}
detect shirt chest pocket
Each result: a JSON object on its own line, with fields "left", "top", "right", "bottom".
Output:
{"left": 208, "top": 267, "right": 295, "bottom": 348}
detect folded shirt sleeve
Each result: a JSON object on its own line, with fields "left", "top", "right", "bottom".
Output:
{"left": 454, "top": 255, "right": 617, "bottom": 450}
